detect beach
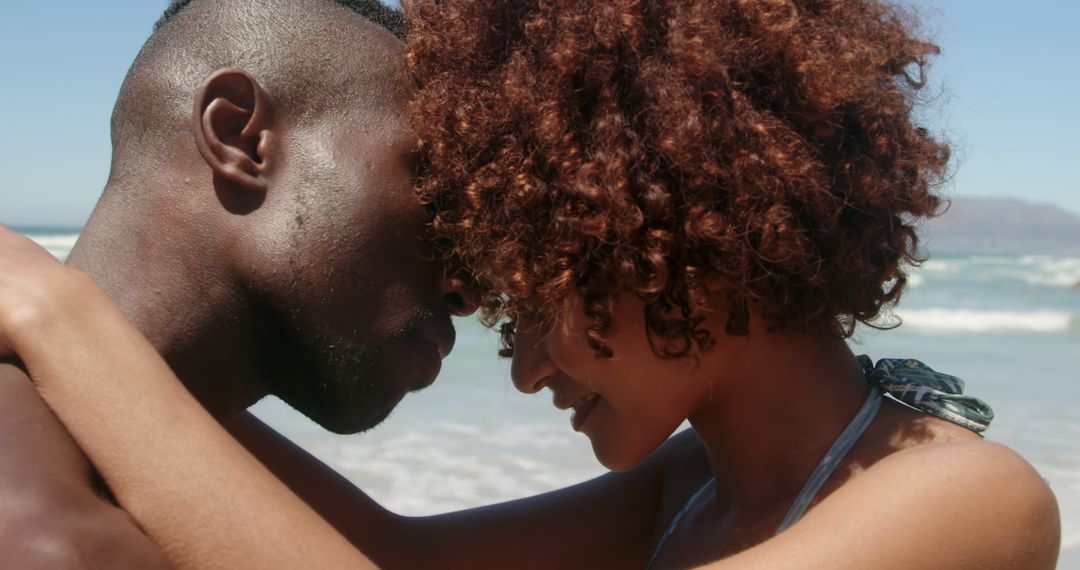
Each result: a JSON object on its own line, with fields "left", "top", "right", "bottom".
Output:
{"left": 23, "top": 228, "right": 1080, "bottom": 563}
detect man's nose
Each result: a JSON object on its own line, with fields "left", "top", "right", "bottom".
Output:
{"left": 440, "top": 271, "right": 481, "bottom": 317}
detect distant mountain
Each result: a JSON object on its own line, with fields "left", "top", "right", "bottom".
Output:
{"left": 920, "top": 197, "right": 1080, "bottom": 255}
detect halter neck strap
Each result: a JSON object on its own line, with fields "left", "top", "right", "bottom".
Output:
{"left": 858, "top": 356, "right": 995, "bottom": 433}
{"left": 775, "top": 384, "right": 883, "bottom": 533}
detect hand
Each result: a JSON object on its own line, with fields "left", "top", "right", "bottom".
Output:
{"left": 0, "top": 225, "right": 86, "bottom": 357}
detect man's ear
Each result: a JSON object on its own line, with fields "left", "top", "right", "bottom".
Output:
{"left": 192, "top": 68, "right": 275, "bottom": 193}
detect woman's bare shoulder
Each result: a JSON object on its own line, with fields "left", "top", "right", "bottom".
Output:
{"left": 717, "top": 439, "right": 1061, "bottom": 570}
{"left": 837, "top": 439, "right": 1059, "bottom": 568}
{"left": 870, "top": 437, "right": 1058, "bottom": 520}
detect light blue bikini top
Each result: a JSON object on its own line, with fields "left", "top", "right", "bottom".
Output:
{"left": 644, "top": 357, "right": 994, "bottom": 569}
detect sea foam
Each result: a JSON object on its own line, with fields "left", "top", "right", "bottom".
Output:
{"left": 911, "top": 254, "right": 1080, "bottom": 289}
{"left": 1018, "top": 255, "right": 1080, "bottom": 288}
{"left": 897, "top": 308, "right": 1076, "bottom": 333}
{"left": 24, "top": 232, "right": 79, "bottom": 262}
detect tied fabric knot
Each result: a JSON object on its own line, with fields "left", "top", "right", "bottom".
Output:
{"left": 857, "top": 355, "right": 995, "bottom": 433}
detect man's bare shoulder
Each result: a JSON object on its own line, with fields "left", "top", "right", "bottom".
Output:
{"left": 1, "top": 492, "right": 171, "bottom": 569}
{"left": 0, "top": 363, "right": 94, "bottom": 477}
{"left": 0, "top": 363, "right": 170, "bottom": 568}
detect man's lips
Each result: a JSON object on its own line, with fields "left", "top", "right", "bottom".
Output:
{"left": 415, "top": 316, "right": 456, "bottom": 360}
{"left": 401, "top": 316, "right": 455, "bottom": 393}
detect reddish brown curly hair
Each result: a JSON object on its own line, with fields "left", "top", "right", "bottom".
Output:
{"left": 405, "top": 0, "right": 949, "bottom": 358}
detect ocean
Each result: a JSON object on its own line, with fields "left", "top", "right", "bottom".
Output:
{"left": 20, "top": 228, "right": 1080, "bottom": 562}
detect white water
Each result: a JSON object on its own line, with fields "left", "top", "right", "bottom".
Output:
{"left": 897, "top": 308, "right": 1075, "bottom": 333}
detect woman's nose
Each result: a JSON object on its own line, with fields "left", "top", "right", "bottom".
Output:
{"left": 510, "top": 319, "right": 555, "bottom": 394}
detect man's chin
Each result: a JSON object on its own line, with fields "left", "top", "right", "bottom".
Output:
{"left": 278, "top": 388, "right": 403, "bottom": 435}
{"left": 412, "top": 364, "right": 442, "bottom": 393}
{"left": 315, "top": 401, "right": 398, "bottom": 435}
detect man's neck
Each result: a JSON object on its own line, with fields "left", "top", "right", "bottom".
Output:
{"left": 65, "top": 190, "right": 263, "bottom": 421}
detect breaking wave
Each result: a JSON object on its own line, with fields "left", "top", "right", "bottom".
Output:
{"left": 897, "top": 308, "right": 1076, "bottom": 333}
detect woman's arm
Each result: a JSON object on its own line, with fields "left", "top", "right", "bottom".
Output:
{"left": 1, "top": 226, "right": 710, "bottom": 569}
{"left": 229, "top": 411, "right": 712, "bottom": 569}
{"left": 0, "top": 226, "right": 373, "bottom": 569}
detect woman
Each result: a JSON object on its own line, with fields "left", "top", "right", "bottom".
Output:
{"left": 0, "top": 0, "right": 1060, "bottom": 568}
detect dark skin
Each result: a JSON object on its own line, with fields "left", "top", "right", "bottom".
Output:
{"left": 0, "top": 1, "right": 472, "bottom": 564}
{"left": 0, "top": 1, "right": 715, "bottom": 566}
{"left": 2, "top": 1, "right": 1059, "bottom": 567}
{"left": 0, "top": 364, "right": 168, "bottom": 567}
{"left": 5, "top": 216, "right": 1061, "bottom": 570}
{"left": 0, "top": 229, "right": 714, "bottom": 568}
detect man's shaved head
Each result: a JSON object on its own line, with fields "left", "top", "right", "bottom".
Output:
{"left": 109, "top": 0, "right": 408, "bottom": 180}
{"left": 157, "top": 0, "right": 406, "bottom": 39}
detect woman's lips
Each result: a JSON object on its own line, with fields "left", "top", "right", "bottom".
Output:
{"left": 570, "top": 393, "right": 600, "bottom": 432}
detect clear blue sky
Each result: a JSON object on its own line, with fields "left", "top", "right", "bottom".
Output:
{"left": 1, "top": 0, "right": 1077, "bottom": 228}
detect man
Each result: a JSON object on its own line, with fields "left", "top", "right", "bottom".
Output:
{"left": 0, "top": 0, "right": 476, "bottom": 565}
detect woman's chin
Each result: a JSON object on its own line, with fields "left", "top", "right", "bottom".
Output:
{"left": 589, "top": 437, "right": 655, "bottom": 472}
{"left": 588, "top": 422, "right": 684, "bottom": 472}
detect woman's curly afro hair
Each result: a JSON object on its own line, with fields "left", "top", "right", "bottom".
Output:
{"left": 405, "top": 0, "right": 949, "bottom": 358}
